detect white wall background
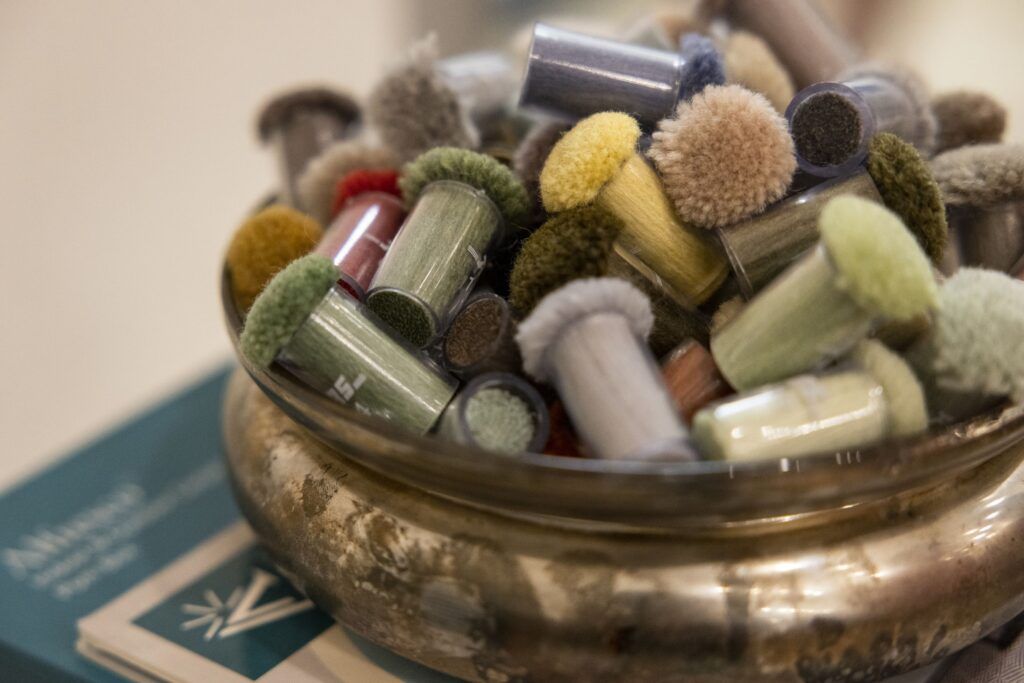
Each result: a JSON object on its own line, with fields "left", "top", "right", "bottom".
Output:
{"left": 0, "top": 1, "right": 409, "bottom": 489}
{"left": 1, "top": 0, "right": 1021, "bottom": 491}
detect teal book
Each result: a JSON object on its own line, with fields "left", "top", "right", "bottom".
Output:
{"left": 0, "top": 369, "right": 454, "bottom": 682}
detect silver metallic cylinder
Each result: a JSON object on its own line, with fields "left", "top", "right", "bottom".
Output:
{"left": 520, "top": 23, "right": 685, "bottom": 130}
{"left": 717, "top": 171, "right": 883, "bottom": 297}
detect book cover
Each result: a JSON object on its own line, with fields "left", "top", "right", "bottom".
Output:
{"left": 78, "top": 521, "right": 454, "bottom": 682}
{"left": 0, "top": 369, "right": 452, "bottom": 682}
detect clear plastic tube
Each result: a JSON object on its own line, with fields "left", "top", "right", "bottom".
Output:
{"left": 276, "top": 286, "right": 458, "bottom": 435}
{"left": 785, "top": 82, "right": 876, "bottom": 178}
{"left": 692, "top": 370, "right": 888, "bottom": 462}
{"left": 314, "top": 192, "right": 406, "bottom": 300}
{"left": 788, "top": 72, "right": 929, "bottom": 178}
{"left": 367, "top": 180, "right": 503, "bottom": 347}
{"left": 601, "top": 155, "right": 729, "bottom": 308}
{"left": 520, "top": 23, "right": 699, "bottom": 130}
{"left": 542, "top": 312, "right": 692, "bottom": 461}
{"left": 846, "top": 73, "right": 926, "bottom": 146}
{"left": 439, "top": 373, "right": 550, "bottom": 454}
{"left": 442, "top": 292, "right": 520, "bottom": 378}
{"left": 717, "top": 171, "right": 882, "bottom": 297}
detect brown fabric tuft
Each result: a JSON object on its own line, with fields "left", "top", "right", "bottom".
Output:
{"left": 932, "top": 91, "right": 1007, "bottom": 153}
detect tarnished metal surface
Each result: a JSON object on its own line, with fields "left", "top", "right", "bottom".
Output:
{"left": 223, "top": 370, "right": 1024, "bottom": 682}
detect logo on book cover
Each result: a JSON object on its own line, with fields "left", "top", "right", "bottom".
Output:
{"left": 179, "top": 565, "right": 315, "bottom": 641}
{"left": 134, "top": 545, "right": 332, "bottom": 679}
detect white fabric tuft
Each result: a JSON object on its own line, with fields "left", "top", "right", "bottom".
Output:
{"left": 515, "top": 277, "right": 653, "bottom": 381}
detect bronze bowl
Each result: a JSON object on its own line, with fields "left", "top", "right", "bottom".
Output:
{"left": 220, "top": 267, "right": 1024, "bottom": 681}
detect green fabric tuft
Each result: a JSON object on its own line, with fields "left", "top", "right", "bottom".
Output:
{"left": 908, "top": 268, "right": 1024, "bottom": 403}
{"left": 509, "top": 205, "right": 623, "bottom": 315}
{"left": 867, "top": 133, "right": 948, "bottom": 263}
{"left": 400, "top": 147, "right": 530, "bottom": 226}
{"left": 819, "top": 196, "right": 937, "bottom": 321}
{"left": 851, "top": 340, "right": 928, "bottom": 438}
{"left": 240, "top": 254, "right": 340, "bottom": 368}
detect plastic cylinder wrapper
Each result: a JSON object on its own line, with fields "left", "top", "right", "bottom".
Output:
{"left": 600, "top": 155, "right": 730, "bottom": 309}
{"left": 275, "top": 286, "right": 457, "bottom": 435}
{"left": 692, "top": 371, "right": 890, "bottom": 462}
{"left": 314, "top": 192, "right": 407, "bottom": 300}
{"left": 541, "top": 311, "right": 692, "bottom": 461}
{"left": 717, "top": 171, "right": 883, "bottom": 297}
{"left": 520, "top": 23, "right": 709, "bottom": 130}
{"left": 439, "top": 373, "right": 550, "bottom": 454}
{"left": 367, "top": 180, "right": 504, "bottom": 348}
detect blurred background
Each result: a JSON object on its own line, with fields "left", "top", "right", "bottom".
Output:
{"left": 1, "top": 0, "right": 1022, "bottom": 490}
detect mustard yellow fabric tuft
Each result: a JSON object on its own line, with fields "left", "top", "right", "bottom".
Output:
{"left": 539, "top": 112, "right": 640, "bottom": 212}
{"left": 227, "top": 205, "right": 323, "bottom": 313}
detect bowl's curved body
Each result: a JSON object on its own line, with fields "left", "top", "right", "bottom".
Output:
{"left": 224, "top": 370, "right": 1024, "bottom": 682}
{"left": 221, "top": 265, "right": 1024, "bottom": 680}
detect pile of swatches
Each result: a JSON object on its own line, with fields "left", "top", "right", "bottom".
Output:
{"left": 227, "top": 4, "right": 1024, "bottom": 463}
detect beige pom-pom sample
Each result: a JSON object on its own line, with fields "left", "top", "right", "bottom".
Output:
{"left": 649, "top": 85, "right": 796, "bottom": 229}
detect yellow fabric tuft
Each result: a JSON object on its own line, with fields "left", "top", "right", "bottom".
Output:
{"left": 539, "top": 112, "right": 641, "bottom": 212}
